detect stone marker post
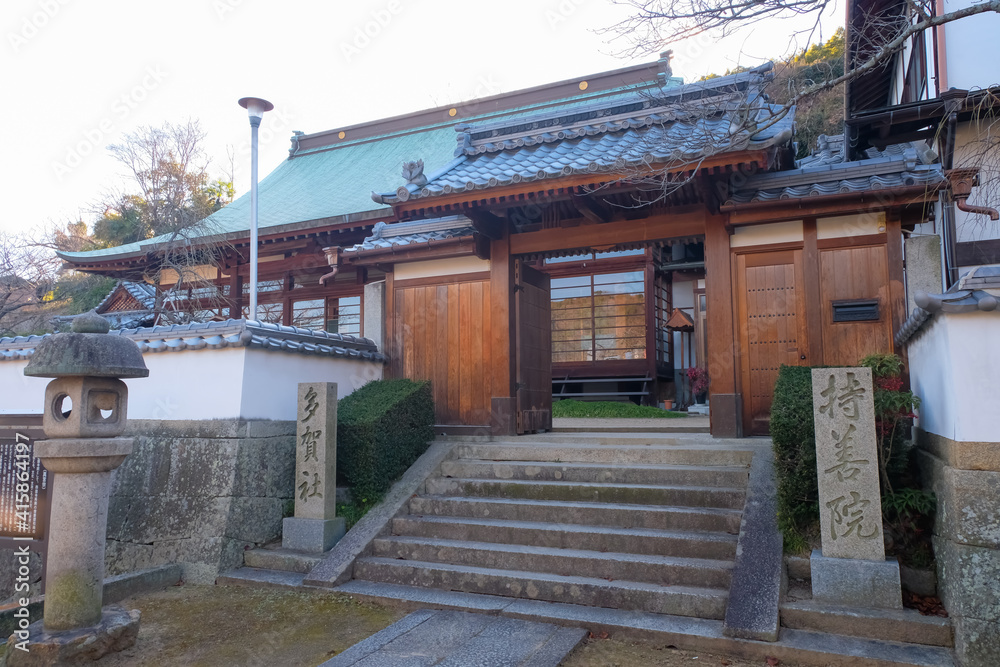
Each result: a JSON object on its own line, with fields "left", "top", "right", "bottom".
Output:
{"left": 810, "top": 367, "right": 902, "bottom": 609}
{"left": 9, "top": 311, "right": 148, "bottom": 665}
{"left": 282, "top": 382, "right": 346, "bottom": 553}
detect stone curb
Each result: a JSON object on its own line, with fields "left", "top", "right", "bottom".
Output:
{"left": 303, "top": 439, "right": 458, "bottom": 587}
{"left": 723, "top": 444, "right": 783, "bottom": 641}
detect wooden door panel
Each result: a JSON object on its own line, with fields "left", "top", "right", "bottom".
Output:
{"left": 515, "top": 260, "right": 552, "bottom": 434}
{"left": 819, "top": 246, "right": 892, "bottom": 365}
{"left": 393, "top": 278, "right": 492, "bottom": 426}
{"left": 737, "top": 250, "right": 807, "bottom": 435}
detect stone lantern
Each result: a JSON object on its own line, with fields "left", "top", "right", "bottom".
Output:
{"left": 12, "top": 311, "right": 148, "bottom": 664}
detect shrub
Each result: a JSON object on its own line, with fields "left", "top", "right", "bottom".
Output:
{"left": 686, "top": 367, "right": 710, "bottom": 396}
{"left": 859, "top": 353, "right": 921, "bottom": 494}
{"left": 770, "top": 365, "right": 821, "bottom": 551}
{"left": 336, "top": 378, "right": 434, "bottom": 504}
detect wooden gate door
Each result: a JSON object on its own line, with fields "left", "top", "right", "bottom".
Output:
{"left": 514, "top": 259, "right": 552, "bottom": 434}
{"left": 735, "top": 250, "right": 809, "bottom": 435}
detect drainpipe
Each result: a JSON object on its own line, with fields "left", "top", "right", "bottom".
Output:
{"left": 319, "top": 246, "right": 341, "bottom": 286}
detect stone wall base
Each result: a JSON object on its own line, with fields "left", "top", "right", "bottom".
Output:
{"left": 105, "top": 419, "right": 295, "bottom": 584}
{"left": 917, "top": 428, "right": 1000, "bottom": 666}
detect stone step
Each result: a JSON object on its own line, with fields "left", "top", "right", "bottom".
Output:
{"left": 781, "top": 600, "right": 954, "bottom": 648}
{"left": 439, "top": 459, "right": 750, "bottom": 487}
{"left": 408, "top": 495, "right": 742, "bottom": 534}
{"left": 371, "top": 536, "right": 733, "bottom": 588}
{"left": 352, "top": 557, "right": 729, "bottom": 620}
{"left": 392, "top": 515, "right": 738, "bottom": 560}
{"left": 216, "top": 567, "right": 305, "bottom": 589}
{"left": 424, "top": 477, "right": 746, "bottom": 509}
{"left": 335, "top": 581, "right": 956, "bottom": 667}
{"left": 550, "top": 424, "right": 710, "bottom": 434}
{"left": 454, "top": 442, "right": 754, "bottom": 466}
{"left": 243, "top": 547, "right": 323, "bottom": 574}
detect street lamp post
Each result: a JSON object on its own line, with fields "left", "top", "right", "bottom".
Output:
{"left": 238, "top": 96, "right": 273, "bottom": 321}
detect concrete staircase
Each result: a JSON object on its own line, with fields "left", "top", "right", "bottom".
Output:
{"left": 347, "top": 436, "right": 751, "bottom": 619}
{"left": 219, "top": 433, "right": 957, "bottom": 666}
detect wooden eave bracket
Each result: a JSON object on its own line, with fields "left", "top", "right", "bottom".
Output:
{"left": 465, "top": 209, "right": 505, "bottom": 240}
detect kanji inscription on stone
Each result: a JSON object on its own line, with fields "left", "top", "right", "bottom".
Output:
{"left": 295, "top": 382, "right": 337, "bottom": 521}
{"left": 811, "top": 367, "right": 885, "bottom": 561}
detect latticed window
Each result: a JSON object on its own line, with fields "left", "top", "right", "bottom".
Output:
{"left": 291, "top": 299, "right": 325, "bottom": 330}
{"left": 551, "top": 271, "right": 646, "bottom": 363}
{"left": 327, "top": 296, "right": 361, "bottom": 336}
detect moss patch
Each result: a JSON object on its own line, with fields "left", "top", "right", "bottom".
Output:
{"left": 553, "top": 400, "right": 687, "bottom": 419}
{"left": 93, "top": 584, "right": 403, "bottom": 666}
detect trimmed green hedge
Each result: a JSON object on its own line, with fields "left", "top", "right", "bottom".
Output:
{"left": 770, "top": 365, "right": 820, "bottom": 550}
{"left": 336, "top": 379, "right": 434, "bottom": 503}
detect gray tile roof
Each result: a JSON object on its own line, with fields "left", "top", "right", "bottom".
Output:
{"left": 373, "top": 65, "right": 795, "bottom": 205}
{"left": 0, "top": 319, "right": 385, "bottom": 363}
{"left": 344, "top": 216, "right": 476, "bottom": 253}
{"left": 895, "top": 265, "right": 1000, "bottom": 345}
{"left": 52, "top": 281, "right": 161, "bottom": 332}
{"left": 725, "top": 133, "right": 946, "bottom": 206}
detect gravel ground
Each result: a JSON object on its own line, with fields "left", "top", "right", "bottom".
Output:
{"left": 562, "top": 636, "right": 806, "bottom": 667}
{"left": 91, "top": 583, "right": 403, "bottom": 667}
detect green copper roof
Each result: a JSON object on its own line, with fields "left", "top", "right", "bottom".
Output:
{"left": 59, "top": 73, "right": 683, "bottom": 264}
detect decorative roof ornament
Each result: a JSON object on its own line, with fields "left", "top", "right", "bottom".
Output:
{"left": 657, "top": 50, "right": 673, "bottom": 84}
{"left": 402, "top": 160, "right": 428, "bottom": 186}
{"left": 289, "top": 130, "right": 305, "bottom": 157}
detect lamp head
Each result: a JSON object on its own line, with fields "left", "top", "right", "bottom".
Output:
{"left": 238, "top": 96, "right": 274, "bottom": 121}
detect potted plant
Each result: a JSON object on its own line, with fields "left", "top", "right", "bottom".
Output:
{"left": 686, "top": 367, "right": 709, "bottom": 404}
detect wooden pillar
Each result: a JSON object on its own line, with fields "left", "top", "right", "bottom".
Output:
{"left": 704, "top": 214, "right": 742, "bottom": 437}
{"left": 384, "top": 271, "right": 396, "bottom": 378}
{"left": 644, "top": 247, "right": 656, "bottom": 405}
{"left": 802, "top": 218, "right": 824, "bottom": 364}
{"left": 228, "top": 267, "right": 243, "bottom": 320}
{"left": 885, "top": 210, "right": 906, "bottom": 356}
{"left": 490, "top": 230, "right": 516, "bottom": 435}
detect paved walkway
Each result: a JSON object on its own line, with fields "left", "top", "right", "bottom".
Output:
{"left": 552, "top": 416, "right": 710, "bottom": 432}
{"left": 319, "top": 609, "right": 586, "bottom": 667}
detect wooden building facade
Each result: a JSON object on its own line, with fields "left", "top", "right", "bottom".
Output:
{"left": 60, "top": 57, "right": 952, "bottom": 437}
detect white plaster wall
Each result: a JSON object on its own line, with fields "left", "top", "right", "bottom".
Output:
{"left": 0, "top": 362, "right": 50, "bottom": 414}
{"left": 942, "top": 0, "right": 1000, "bottom": 92}
{"left": 0, "top": 348, "right": 383, "bottom": 422}
{"left": 817, "top": 213, "right": 885, "bottom": 239}
{"left": 730, "top": 221, "right": 803, "bottom": 247}
{"left": 239, "top": 349, "right": 382, "bottom": 420}
{"left": 908, "top": 312, "right": 1000, "bottom": 442}
{"left": 394, "top": 256, "right": 490, "bottom": 280}
{"left": 953, "top": 123, "right": 1000, "bottom": 245}
{"left": 125, "top": 348, "right": 246, "bottom": 420}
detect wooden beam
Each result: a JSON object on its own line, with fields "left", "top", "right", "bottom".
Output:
{"left": 723, "top": 186, "right": 946, "bottom": 225}
{"left": 574, "top": 195, "right": 612, "bottom": 224}
{"left": 509, "top": 208, "right": 706, "bottom": 256}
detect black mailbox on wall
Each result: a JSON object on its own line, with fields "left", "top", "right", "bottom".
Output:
{"left": 831, "top": 299, "right": 880, "bottom": 322}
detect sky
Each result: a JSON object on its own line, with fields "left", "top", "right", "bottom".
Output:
{"left": 0, "top": 0, "right": 842, "bottom": 239}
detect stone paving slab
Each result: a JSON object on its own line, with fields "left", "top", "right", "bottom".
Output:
{"left": 319, "top": 609, "right": 586, "bottom": 667}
